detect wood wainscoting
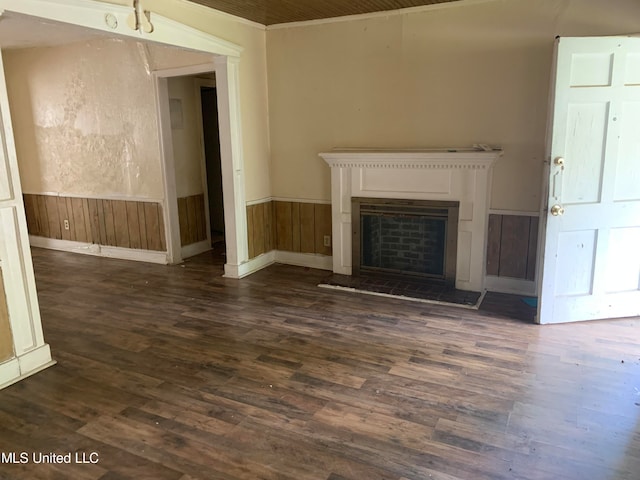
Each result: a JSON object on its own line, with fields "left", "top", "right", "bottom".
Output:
{"left": 0, "top": 267, "right": 15, "bottom": 363}
{"left": 22, "top": 194, "right": 166, "bottom": 251}
{"left": 177, "top": 194, "right": 207, "bottom": 247}
{"left": 246, "top": 200, "right": 332, "bottom": 259}
{"left": 486, "top": 213, "right": 538, "bottom": 281}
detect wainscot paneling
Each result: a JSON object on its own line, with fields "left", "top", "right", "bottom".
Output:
{"left": 486, "top": 214, "right": 538, "bottom": 281}
{"left": 247, "top": 201, "right": 276, "bottom": 259}
{"left": 23, "top": 194, "right": 166, "bottom": 251}
{"left": 177, "top": 194, "right": 207, "bottom": 247}
{"left": 0, "top": 267, "right": 15, "bottom": 363}
{"left": 246, "top": 201, "right": 332, "bottom": 259}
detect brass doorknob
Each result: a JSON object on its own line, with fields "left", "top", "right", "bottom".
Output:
{"left": 550, "top": 204, "right": 564, "bottom": 216}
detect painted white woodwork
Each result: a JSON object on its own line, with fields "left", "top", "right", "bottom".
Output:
{"left": 0, "top": 0, "right": 250, "bottom": 388}
{"left": 214, "top": 56, "right": 249, "bottom": 277}
{"left": 194, "top": 77, "right": 217, "bottom": 255}
{"left": 320, "top": 148, "right": 502, "bottom": 292}
{"left": 28, "top": 237, "right": 169, "bottom": 265}
{"left": 155, "top": 59, "right": 249, "bottom": 275}
{"left": 0, "top": 0, "right": 243, "bottom": 57}
{"left": 237, "top": 250, "right": 332, "bottom": 279}
{"left": 538, "top": 36, "right": 640, "bottom": 324}
{"left": 0, "top": 52, "right": 54, "bottom": 389}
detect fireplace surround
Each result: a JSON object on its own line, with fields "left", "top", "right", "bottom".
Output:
{"left": 320, "top": 148, "right": 502, "bottom": 292}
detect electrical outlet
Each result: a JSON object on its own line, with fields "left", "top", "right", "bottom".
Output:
{"left": 323, "top": 235, "right": 331, "bottom": 247}
{"left": 63, "top": 219, "right": 70, "bottom": 230}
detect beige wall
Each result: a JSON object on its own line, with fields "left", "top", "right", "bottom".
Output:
{"left": 135, "top": 0, "right": 272, "bottom": 202}
{"left": 5, "top": 0, "right": 271, "bottom": 203}
{"left": 5, "top": 39, "right": 164, "bottom": 199}
{"left": 266, "top": 0, "right": 640, "bottom": 211}
{"left": 168, "top": 76, "right": 204, "bottom": 198}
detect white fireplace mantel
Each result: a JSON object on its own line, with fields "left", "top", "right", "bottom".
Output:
{"left": 319, "top": 148, "right": 503, "bottom": 292}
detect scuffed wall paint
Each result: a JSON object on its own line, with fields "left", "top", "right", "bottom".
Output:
{"left": 5, "top": 38, "right": 163, "bottom": 199}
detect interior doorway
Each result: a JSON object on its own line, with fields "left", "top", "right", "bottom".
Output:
{"left": 166, "top": 73, "right": 226, "bottom": 260}
{"left": 199, "top": 85, "right": 225, "bottom": 246}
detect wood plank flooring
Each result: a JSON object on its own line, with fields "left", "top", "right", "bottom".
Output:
{"left": 1, "top": 247, "right": 639, "bottom": 480}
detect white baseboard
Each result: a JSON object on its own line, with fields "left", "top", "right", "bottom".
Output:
{"left": 224, "top": 250, "right": 333, "bottom": 279}
{"left": 225, "top": 250, "right": 276, "bottom": 279}
{"left": 29, "top": 236, "right": 169, "bottom": 264}
{"left": 274, "top": 250, "right": 333, "bottom": 271}
{"left": 484, "top": 275, "right": 537, "bottom": 296}
{"left": 0, "top": 344, "right": 56, "bottom": 391}
{"left": 181, "top": 240, "right": 211, "bottom": 259}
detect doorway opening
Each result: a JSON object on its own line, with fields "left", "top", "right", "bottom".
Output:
{"left": 200, "top": 85, "right": 225, "bottom": 248}
{"left": 166, "top": 74, "right": 225, "bottom": 261}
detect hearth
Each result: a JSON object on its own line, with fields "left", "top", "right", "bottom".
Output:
{"left": 352, "top": 198, "right": 459, "bottom": 285}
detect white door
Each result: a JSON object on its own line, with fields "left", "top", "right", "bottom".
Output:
{"left": 538, "top": 36, "right": 640, "bottom": 324}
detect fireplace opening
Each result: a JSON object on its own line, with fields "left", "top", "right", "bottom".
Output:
{"left": 352, "top": 198, "right": 459, "bottom": 285}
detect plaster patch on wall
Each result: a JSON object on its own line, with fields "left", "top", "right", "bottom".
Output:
{"left": 5, "top": 38, "right": 164, "bottom": 199}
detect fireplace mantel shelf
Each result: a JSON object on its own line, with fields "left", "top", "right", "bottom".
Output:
{"left": 320, "top": 148, "right": 503, "bottom": 169}
{"left": 319, "top": 146, "right": 503, "bottom": 292}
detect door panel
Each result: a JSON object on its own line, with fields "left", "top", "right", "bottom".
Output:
{"left": 563, "top": 102, "right": 608, "bottom": 204}
{"left": 539, "top": 36, "right": 640, "bottom": 324}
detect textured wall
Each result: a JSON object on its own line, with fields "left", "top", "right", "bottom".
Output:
{"left": 5, "top": 39, "right": 164, "bottom": 199}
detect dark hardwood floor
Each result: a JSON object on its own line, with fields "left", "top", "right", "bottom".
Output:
{"left": 1, "top": 247, "right": 639, "bottom": 480}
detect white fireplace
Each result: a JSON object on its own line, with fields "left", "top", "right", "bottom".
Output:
{"left": 319, "top": 148, "right": 502, "bottom": 292}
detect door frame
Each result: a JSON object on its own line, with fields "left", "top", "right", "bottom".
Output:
{"left": 194, "top": 77, "right": 218, "bottom": 250}
{"left": 0, "top": 0, "right": 249, "bottom": 276}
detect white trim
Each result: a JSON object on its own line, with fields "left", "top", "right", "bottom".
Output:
{"left": 246, "top": 197, "right": 332, "bottom": 206}
{"left": 224, "top": 250, "right": 333, "bottom": 278}
{"left": 214, "top": 56, "right": 249, "bottom": 278}
{"left": 321, "top": 148, "right": 502, "bottom": 291}
{"left": 0, "top": 354, "right": 56, "bottom": 391}
{"left": 181, "top": 239, "right": 211, "bottom": 260}
{"left": 267, "top": 0, "right": 500, "bottom": 29}
{"left": 489, "top": 209, "right": 540, "bottom": 217}
{"left": 484, "top": 275, "right": 537, "bottom": 296}
{"left": 20, "top": 191, "right": 164, "bottom": 203}
{"left": 274, "top": 251, "right": 333, "bottom": 271}
{"left": 17, "top": 343, "right": 53, "bottom": 375}
{"left": 29, "top": 236, "right": 169, "bottom": 264}
{"left": 227, "top": 250, "right": 276, "bottom": 278}
{"left": 318, "top": 283, "right": 486, "bottom": 310}
{"left": 270, "top": 197, "right": 332, "bottom": 205}
{"left": 246, "top": 197, "right": 273, "bottom": 206}
{"left": 320, "top": 148, "right": 501, "bottom": 169}
{"left": 0, "top": 0, "right": 243, "bottom": 57}
{"left": 194, "top": 77, "right": 216, "bottom": 251}
{"left": 155, "top": 76, "right": 181, "bottom": 265}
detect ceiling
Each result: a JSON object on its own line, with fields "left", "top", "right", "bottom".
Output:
{"left": 186, "top": 0, "right": 463, "bottom": 26}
